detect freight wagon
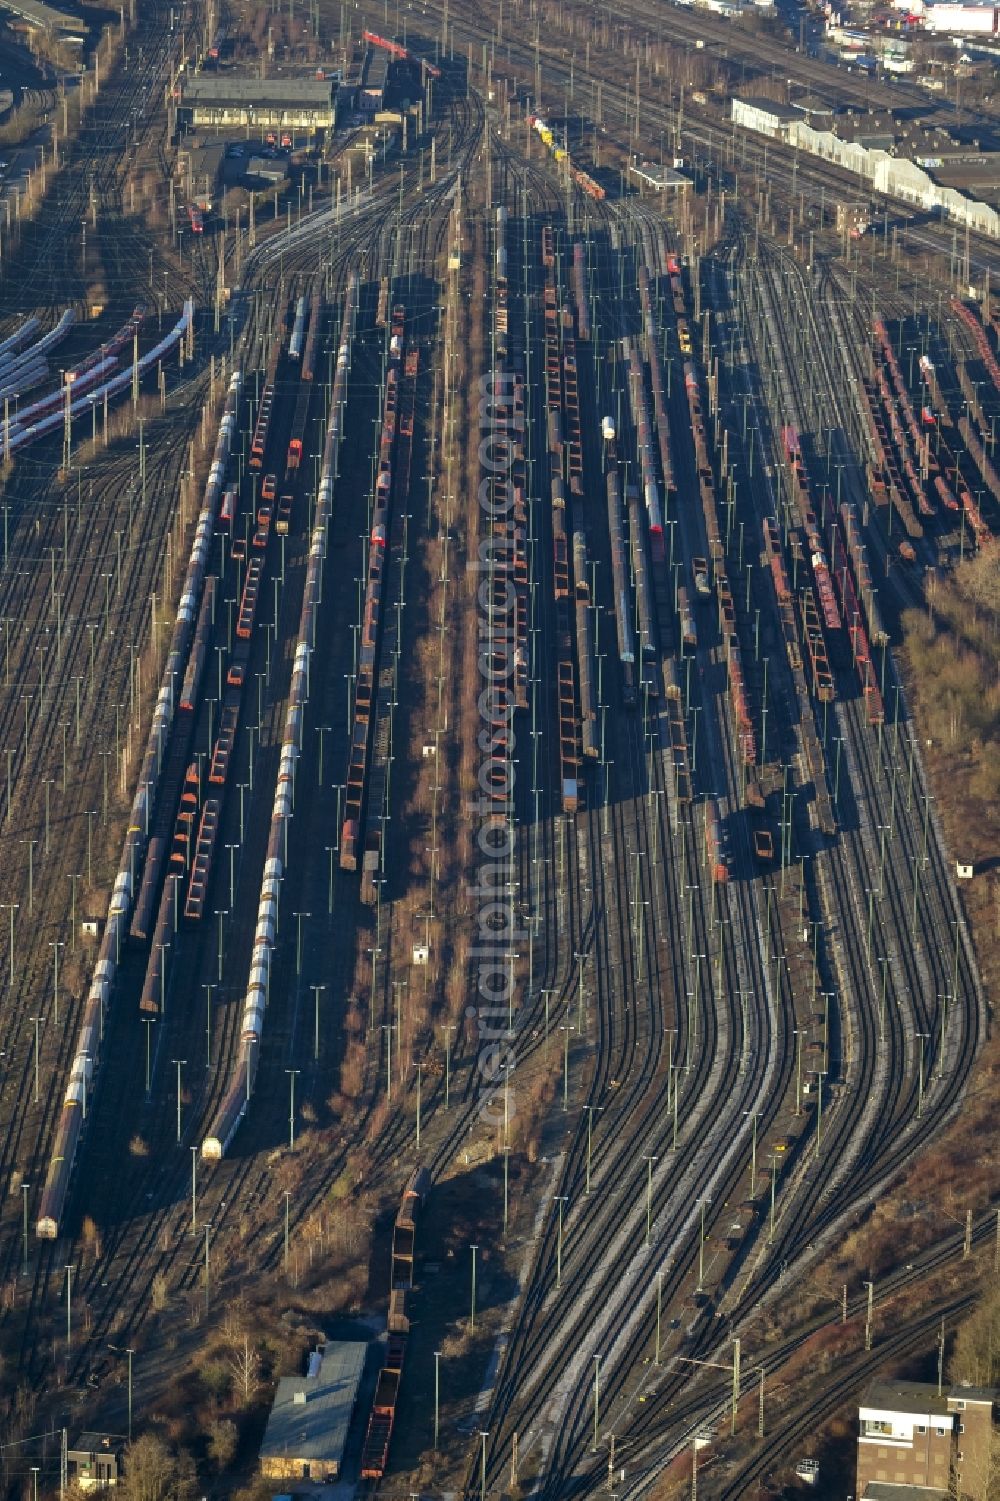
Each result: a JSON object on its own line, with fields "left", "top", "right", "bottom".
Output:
{"left": 359, "top": 1166, "right": 432, "bottom": 1480}
{"left": 288, "top": 295, "right": 308, "bottom": 362}
{"left": 705, "top": 798, "right": 728, "bottom": 883}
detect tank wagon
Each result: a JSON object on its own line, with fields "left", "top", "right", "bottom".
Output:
{"left": 202, "top": 283, "right": 355, "bottom": 1162}
{"left": 37, "top": 361, "right": 240, "bottom": 1238}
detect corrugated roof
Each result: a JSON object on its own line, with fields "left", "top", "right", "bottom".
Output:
{"left": 364, "top": 48, "right": 389, "bottom": 87}
{"left": 732, "top": 95, "right": 803, "bottom": 121}
{"left": 630, "top": 162, "right": 690, "bottom": 187}
{"left": 69, "top": 1433, "right": 126, "bottom": 1453}
{"left": 260, "top": 1342, "right": 367, "bottom": 1463}
{"left": 791, "top": 94, "right": 835, "bottom": 113}
{"left": 3, "top": 0, "right": 85, "bottom": 33}
{"left": 247, "top": 157, "right": 289, "bottom": 182}
{"left": 182, "top": 76, "right": 333, "bottom": 106}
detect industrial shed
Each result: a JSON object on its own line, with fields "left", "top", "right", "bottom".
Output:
{"left": 260, "top": 1341, "right": 368, "bottom": 1483}
{"left": 731, "top": 96, "right": 803, "bottom": 141}
{"left": 360, "top": 47, "right": 389, "bottom": 113}
{"left": 3, "top": 0, "right": 85, "bottom": 33}
{"left": 67, "top": 1434, "right": 126, "bottom": 1489}
{"left": 177, "top": 76, "right": 335, "bottom": 132}
{"left": 629, "top": 161, "right": 691, "bottom": 191}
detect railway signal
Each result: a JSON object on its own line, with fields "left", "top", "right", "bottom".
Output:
{"left": 554, "top": 1196, "right": 568, "bottom": 1289}
{"left": 173, "top": 1059, "right": 186, "bottom": 1143}
{"left": 49, "top": 942, "right": 64, "bottom": 1026}
{"left": 20, "top": 1181, "right": 29, "bottom": 1276}
{"left": 65, "top": 1264, "right": 74, "bottom": 1353}
{"left": 30, "top": 1015, "right": 44, "bottom": 1104}
{"left": 584, "top": 1105, "right": 604, "bottom": 1195}
{"left": 286, "top": 1069, "right": 300, "bottom": 1150}
{"left": 311, "top": 985, "right": 325, "bottom": 1061}
{"left": 593, "top": 1354, "right": 601, "bottom": 1452}
{"left": 864, "top": 1279, "right": 875, "bottom": 1350}
{"left": 434, "top": 1349, "right": 442, "bottom": 1450}
{"left": 916, "top": 1032, "right": 928, "bottom": 1118}
{"left": 470, "top": 1244, "right": 479, "bottom": 1332}
{"left": 3, "top": 902, "right": 17, "bottom": 988}
{"left": 644, "top": 1156, "right": 659, "bottom": 1248}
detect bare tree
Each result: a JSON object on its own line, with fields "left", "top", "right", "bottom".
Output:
{"left": 120, "top": 1434, "right": 197, "bottom": 1501}
{"left": 207, "top": 1419, "right": 238, "bottom": 1470}
{"left": 227, "top": 1333, "right": 262, "bottom": 1404}
{"left": 958, "top": 551, "right": 1000, "bottom": 617}
{"left": 950, "top": 1283, "right": 1000, "bottom": 1389}
{"left": 947, "top": 1429, "right": 1000, "bottom": 1500}
{"left": 221, "top": 1299, "right": 262, "bottom": 1403}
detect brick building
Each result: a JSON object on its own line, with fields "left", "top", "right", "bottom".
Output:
{"left": 857, "top": 1379, "right": 998, "bottom": 1499}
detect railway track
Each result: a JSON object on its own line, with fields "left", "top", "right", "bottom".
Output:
{"left": 5, "top": 55, "right": 496, "bottom": 1393}
{"left": 0, "top": 8, "right": 991, "bottom": 1491}
{"left": 408, "top": 137, "right": 990, "bottom": 1494}
{"left": 435, "top": 185, "right": 780, "bottom": 1496}
{"left": 391, "top": 0, "right": 1000, "bottom": 292}
{"left": 0, "top": 5, "right": 211, "bottom": 1277}
{"left": 0, "top": 421, "right": 202, "bottom": 1361}
{"left": 563, "top": 223, "right": 986, "bottom": 1495}
{"left": 567, "top": 1210, "right": 993, "bottom": 1499}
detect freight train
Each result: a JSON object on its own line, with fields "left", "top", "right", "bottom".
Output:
{"left": 341, "top": 304, "right": 405, "bottom": 872}
{"left": 679, "top": 333, "right": 760, "bottom": 784}
{"left": 489, "top": 208, "right": 529, "bottom": 719}
{"left": 130, "top": 314, "right": 300, "bottom": 973}
{"left": 288, "top": 295, "right": 308, "bottom": 363}
{"left": 541, "top": 225, "right": 583, "bottom": 811}
{"left": 360, "top": 1167, "right": 432, "bottom": 1479}
{"left": 623, "top": 337, "right": 665, "bottom": 562}
{"left": 37, "top": 360, "right": 241, "bottom": 1238}
{"left": 360, "top": 340, "right": 420, "bottom": 903}
{"left": 783, "top": 424, "right": 887, "bottom": 724}
{"left": 249, "top": 335, "right": 281, "bottom": 469}
{"left": 202, "top": 280, "right": 356, "bottom": 1162}
{"left": 573, "top": 530, "right": 599, "bottom": 760}
{"left": 362, "top": 28, "right": 442, "bottom": 78}
{"left": 705, "top": 797, "right": 728, "bottom": 884}
{"left": 130, "top": 576, "right": 216, "bottom": 946}
{"left": 637, "top": 266, "right": 675, "bottom": 496}
{"left": 528, "top": 114, "right": 606, "bottom": 199}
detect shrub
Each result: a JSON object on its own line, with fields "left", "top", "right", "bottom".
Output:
{"left": 950, "top": 1282, "right": 1000, "bottom": 1388}
{"left": 200, "top": 1359, "right": 232, "bottom": 1404}
{"left": 207, "top": 1418, "right": 238, "bottom": 1469}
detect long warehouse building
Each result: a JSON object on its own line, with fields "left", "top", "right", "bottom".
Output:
{"left": 177, "top": 76, "right": 336, "bottom": 132}
{"left": 731, "top": 95, "right": 1000, "bottom": 238}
